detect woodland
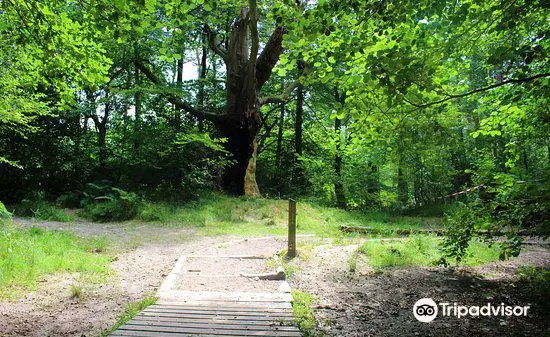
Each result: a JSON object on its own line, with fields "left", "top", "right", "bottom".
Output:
{"left": 0, "top": 0, "right": 549, "bottom": 335}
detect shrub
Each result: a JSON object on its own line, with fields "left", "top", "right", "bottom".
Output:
{"left": 0, "top": 201, "right": 11, "bottom": 221}
{"left": 138, "top": 202, "right": 173, "bottom": 222}
{"left": 80, "top": 185, "right": 140, "bottom": 222}
{"left": 16, "top": 191, "right": 73, "bottom": 222}
{"left": 56, "top": 192, "right": 81, "bottom": 208}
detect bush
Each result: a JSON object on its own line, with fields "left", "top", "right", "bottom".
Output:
{"left": 80, "top": 185, "right": 140, "bottom": 222}
{"left": 138, "top": 202, "right": 173, "bottom": 222}
{"left": 16, "top": 191, "right": 73, "bottom": 222}
{"left": 442, "top": 175, "right": 549, "bottom": 263}
{"left": 0, "top": 201, "right": 12, "bottom": 221}
{"left": 56, "top": 191, "right": 81, "bottom": 208}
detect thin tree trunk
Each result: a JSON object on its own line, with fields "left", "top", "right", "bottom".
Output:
{"left": 293, "top": 62, "right": 305, "bottom": 187}
{"left": 197, "top": 32, "right": 207, "bottom": 132}
{"left": 295, "top": 83, "right": 303, "bottom": 157}
{"left": 334, "top": 116, "right": 346, "bottom": 209}
{"left": 134, "top": 46, "right": 142, "bottom": 150}
{"left": 98, "top": 124, "right": 107, "bottom": 168}
{"left": 175, "top": 56, "right": 184, "bottom": 130}
{"left": 397, "top": 167, "right": 408, "bottom": 205}
{"left": 275, "top": 104, "right": 285, "bottom": 172}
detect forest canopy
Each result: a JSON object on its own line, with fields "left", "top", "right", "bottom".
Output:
{"left": 0, "top": 0, "right": 548, "bottom": 258}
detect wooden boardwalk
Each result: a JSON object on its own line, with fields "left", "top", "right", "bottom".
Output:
{"left": 111, "top": 237, "right": 302, "bottom": 337}
{"left": 111, "top": 300, "right": 301, "bottom": 337}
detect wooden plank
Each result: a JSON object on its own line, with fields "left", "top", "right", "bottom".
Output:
{"left": 131, "top": 316, "right": 297, "bottom": 327}
{"left": 112, "top": 331, "right": 300, "bottom": 337}
{"left": 156, "top": 299, "right": 292, "bottom": 309}
{"left": 156, "top": 290, "right": 293, "bottom": 302}
{"left": 124, "top": 320, "right": 299, "bottom": 331}
{"left": 143, "top": 308, "right": 294, "bottom": 317}
{"left": 117, "top": 324, "right": 301, "bottom": 336}
{"left": 187, "top": 255, "right": 268, "bottom": 259}
{"left": 150, "top": 304, "right": 293, "bottom": 312}
{"left": 139, "top": 311, "right": 292, "bottom": 321}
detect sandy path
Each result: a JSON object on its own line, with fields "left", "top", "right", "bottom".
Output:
{"left": 0, "top": 218, "right": 223, "bottom": 337}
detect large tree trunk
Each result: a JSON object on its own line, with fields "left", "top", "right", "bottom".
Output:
{"left": 137, "top": 1, "right": 286, "bottom": 196}
{"left": 218, "top": 6, "right": 262, "bottom": 196}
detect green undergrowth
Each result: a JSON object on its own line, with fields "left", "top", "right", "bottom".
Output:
{"left": 137, "top": 194, "right": 442, "bottom": 237}
{"left": 291, "top": 290, "right": 319, "bottom": 337}
{"left": 14, "top": 199, "right": 73, "bottom": 222}
{"left": 0, "top": 224, "right": 111, "bottom": 298}
{"left": 101, "top": 295, "right": 157, "bottom": 336}
{"left": 359, "top": 235, "right": 501, "bottom": 269}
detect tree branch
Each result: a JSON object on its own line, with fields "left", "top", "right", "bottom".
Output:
{"left": 255, "top": 26, "right": 287, "bottom": 89}
{"left": 204, "top": 24, "right": 228, "bottom": 63}
{"left": 259, "top": 74, "right": 303, "bottom": 106}
{"left": 134, "top": 59, "right": 224, "bottom": 123}
{"left": 404, "top": 73, "right": 550, "bottom": 108}
{"left": 247, "top": 0, "right": 260, "bottom": 104}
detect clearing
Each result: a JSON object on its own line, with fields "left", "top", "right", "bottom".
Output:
{"left": 0, "top": 199, "right": 548, "bottom": 337}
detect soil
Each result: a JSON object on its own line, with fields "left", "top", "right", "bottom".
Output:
{"left": 289, "top": 243, "right": 550, "bottom": 337}
{"left": 171, "top": 237, "right": 291, "bottom": 294}
{"left": 0, "top": 217, "right": 220, "bottom": 337}
{"left": 1, "top": 217, "right": 549, "bottom": 337}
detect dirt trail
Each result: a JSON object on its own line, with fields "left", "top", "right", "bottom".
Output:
{"left": 0, "top": 218, "right": 222, "bottom": 337}
{"left": 290, "top": 244, "right": 550, "bottom": 337}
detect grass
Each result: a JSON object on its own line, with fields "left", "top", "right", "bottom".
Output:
{"left": 70, "top": 284, "right": 84, "bottom": 301}
{"left": 516, "top": 265, "right": 550, "bottom": 297}
{"left": 136, "top": 194, "right": 441, "bottom": 238}
{"left": 359, "top": 235, "right": 501, "bottom": 269}
{"left": 0, "top": 224, "right": 111, "bottom": 298}
{"left": 348, "top": 251, "right": 359, "bottom": 272}
{"left": 101, "top": 295, "right": 157, "bottom": 336}
{"left": 15, "top": 199, "right": 73, "bottom": 222}
{"left": 291, "top": 290, "right": 318, "bottom": 337}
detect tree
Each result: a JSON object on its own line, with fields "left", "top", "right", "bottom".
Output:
{"left": 130, "top": 0, "right": 297, "bottom": 196}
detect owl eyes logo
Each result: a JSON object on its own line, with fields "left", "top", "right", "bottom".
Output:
{"left": 413, "top": 298, "right": 530, "bottom": 322}
{"left": 413, "top": 298, "right": 438, "bottom": 322}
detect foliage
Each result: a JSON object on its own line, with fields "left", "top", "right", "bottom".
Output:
{"left": 0, "top": 225, "right": 111, "bottom": 298}
{"left": 16, "top": 192, "right": 73, "bottom": 222}
{"left": 0, "top": 0, "right": 547, "bottom": 256}
{"left": 80, "top": 184, "right": 140, "bottom": 222}
{"left": 360, "top": 235, "right": 500, "bottom": 269}
{"left": 133, "top": 194, "right": 441, "bottom": 238}
{"left": 442, "top": 173, "right": 549, "bottom": 262}
{"left": 291, "top": 290, "right": 318, "bottom": 337}
{"left": 56, "top": 192, "right": 82, "bottom": 209}
{"left": 516, "top": 265, "right": 550, "bottom": 298}
{"left": 0, "top": 201, "right": 12, "bottom": 221}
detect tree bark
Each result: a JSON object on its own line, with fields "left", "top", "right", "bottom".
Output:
{"left": 138, "top": 2, "right": 287, "bottom": 196}
{"left": 197, "top": 32, "right": 207, "bottom": 132}
{"left": 397, "top": 167, "right": 408, "bottom": 205}
{"left": 133, "top": 46, "right": 142, "bottom": 150}
{"left": 295, "top": 82, "right": 304, "bottom": 157}
{"left": 334, "top": 116, "right": 346, "bottom": 209}
{"left": 275, "top": 104, "right": 285, "bottom": 172}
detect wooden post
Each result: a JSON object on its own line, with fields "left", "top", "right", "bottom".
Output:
{"left": 287, "top": 199, "right": 296, "bottom": 258}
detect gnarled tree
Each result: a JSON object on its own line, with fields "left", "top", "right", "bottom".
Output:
{"left": 135, "top": 0, "right": 292, "bottom": 196}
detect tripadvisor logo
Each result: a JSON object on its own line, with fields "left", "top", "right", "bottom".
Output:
{"left": 413, "top": 298, "right": 530, "bottom": 323}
